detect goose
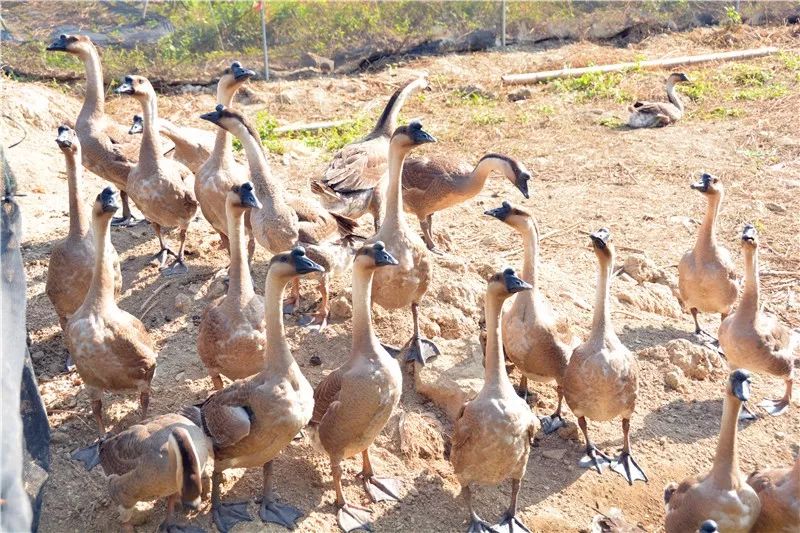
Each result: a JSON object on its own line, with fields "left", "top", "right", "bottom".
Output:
{"left": 311, "top": 76, "right": 429, "bottom": 230}
{"left": 197, "top": 182, "right": 265, "bottom": 389}
{"left": 719, "top": 224, "right": 798, "bottom": 418}
{"left": 116, "top": 75, "right": 198, "bottom": 275}
{"left": 46, "top": 33, "right": 142, "bottom": 226}
{"left": 46, "top": 126, "right": 121, "bottom": 341}
{"left": 200, "top": 105, "right": 360, "bottom": 331}
{"left": 562, "top": 229, "right": 647, "bottom": 485}
{"left": 128, "top": 113, "right": 216, "bottom": 175}
{"left": 65, "top": 187, "right": 157, "bottom": 434}
{"left": 309, "top": 241, "right": 403, "bottom": 532}
{"left": 365, "top": 121, "right": 439, "bottom": 365}
{"left": 485, "top": 201, "right": 577, "bottom": 433}
{"left": 747, "top": 452, "right": 800, "bottom": 532}
{"left": 664, "top": 370, "right": 761, "bottom": 532}
{"left": 72, "top": 413, "right": 211, "bottom": 533}
{"left": 403, "top": 154, "right": 531, "bottom": 253}
{"left": 183, "top": 248, "right": 321, "bottom": 533}
{"left": 677, "top": 173, "right": 738, "bottom": 342}
{"left": 451, "top": 268, "right": 537, "bottom": 533}
{"left": 627, "top": 72, "right": 691, "bottom": 129}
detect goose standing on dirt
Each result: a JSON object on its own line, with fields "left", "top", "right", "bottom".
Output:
{"left": 562, "top": 229, "right": 647, "bottom": 485}
{"left": 65, "top": 187, "right": 157, "bottom": 434}
{"left": 72, "top": 413, "right": 211, "bottom": 533}
{"left": 309, "top": 242, "right": 403, "bottom": 532}
{"left": 747, "top": 452, "right": 800, "bottom": 532}
{"left": 116, "top": 75, "right": 198, "bottom": 275}
{"left": 46, "top": 126, "right": 121, "bottom": 345}
{"left": 403, "top": 153, "right": 531, "bottom": 253}
{"left": 664, "top": 370, "right": 761, "bottom": 532}
{"left": 184, "top": 248, "right": 321, "bottom": 533}
{"left": 46, "top": 33, "right": 141, "bottom": 226}
{"left": 200, "top": 105, "right": 359, "bottom": 331}
{"left": 197, "top": 183, "right": 265, "bottom": 390}
{"left": 367, "top": 121, "right": 439, "bottom": 365}
{"left": 451, "top": 269, "right": 538, "bottom": 533}
{"left": 678, "top": 173, "right": 738, "bottom": 342}
{"left": 718, "top": 224, "right": 798, "bottom": 418}
{"left": 311, "top": 77, "right": 429, "bottom": 229}
{"left": 485, "top": 201, "right": 576, "bottom": 433}
{"left": 627, "top": 72, "right": 690, "bottom": 129}
{"left": 128, "top": 113, "right": 216, "bottom": 175}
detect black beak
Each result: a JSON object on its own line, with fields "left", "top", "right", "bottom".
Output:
{"left": 731, "top": 369, "right": 752, "bottom": 402}
{"left": 690, "top": 173, "right": 712, "bottom": 193}
{"left": 374, "top": 249, "right": 399, "bottom": 267}
{"left": 412, "top": 128, "right": 437, "bottom": 145}
{"left": 99, "top": 187, "right": 119, "bottom": 214}
{"left": 741, "top": 223, "right": 756, "bottom": 242}
{"left": 46, "top": 34, "right": 68, "bottom": 51}
{"left": 115, "top": 80, "right": 134, "bottom": 95}
{"left": 515, "top": 172, "right": 531, "bottom": 199}
{"left": 681, "top": 74, "right": 691, "bottom": 83}
{"left": 484, "top": 201, "right": 512, "bottom": 221}
{"left": 200, "top": 104, "right": 225, "bottom": 124}
{"left": 291, "top": 248, "right": 325, "bottom": 275}
{"left": 128, "top": 115, "right": 143, "bottom": 135}
{"left": 232, "top": 62, "right": 256, "bottom": 81}
{"left": 238, "top": 182, "right": 262, "bottom": 209}
{"left": 503, "top": 268, "right": 532, "bottom": 294}
{"left": 55, "top": 126, "right": 72, "bottom": 148}
{"left": 590, "top": 228, "right": 611, "bottom": 249}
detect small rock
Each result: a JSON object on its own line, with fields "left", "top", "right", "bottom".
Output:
{"left": 507, "top": 88, "right": 532, "bottom": 102}
{"left": 775, "top": 431, "right": 785, "bottom": 441}
{"left": 637, "top": 345, "right": 668, "bottom": 361}
{"left": 556, "top": 420, "right": 579, "bottom": 441}
{"left": 458, "top": 84, "right": 495, "bottom": 100}
{"left": 174, "top": 371, "right": 185, "bottom": 382}
{"left": 617, "top": 282, "right": 682, "bottom": 319}
{"left": 50, "top": 430, "right": 70, "bottom": 445}
{"left": 766, "top": 202, "right": 786, "bottom": 213}
{"left": 664, "top": 367, "right": 687, "bottom": 391}
{"left": 31, "top": 350, "right": 45, "bottom": 362}
{"left": 175, "top": 293, "right": 192, "bottom": 313}
{"left": 542, "top": 448, "right": 566, "bottom": 460}
{"left": 329, "top": 295, "right": 352, "bottom": 320}
{"left": 665, "top": 339, "right": 724, "bottom": 380}
{"left": 623, "top": 253, "right": 662, "bottom": 284}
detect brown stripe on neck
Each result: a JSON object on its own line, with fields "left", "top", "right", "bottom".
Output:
{"left": 478, "top": 153, "right": 519, "bottom": 174}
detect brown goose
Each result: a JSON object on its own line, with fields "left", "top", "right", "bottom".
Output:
{"left": 309, "top": 242, "right": 402, "bottom": 532}
{"left": 627, "top": 72, "right": 690, "bottom": 128}
{"left": 747, "top": 452, "right": 800, "bottom": 532}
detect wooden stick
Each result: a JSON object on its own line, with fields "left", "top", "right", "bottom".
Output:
{"left": 274, "top": 119, "right": 354, "bottom": 135}
{"left": 761, "top": 270, "right": 800, "bottom": 277}
{"left": 501, "top": 47, "right": 780, "bottom": 85}
{"left": 139, "top": 281, "right": 171, "bottom": 313}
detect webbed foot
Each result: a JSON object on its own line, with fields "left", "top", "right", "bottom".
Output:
{"left": 610, "top": 451, "right": 648, "bottom": 485}
{"left": 380, "top": 343, "right": 402, "bottom": 358}
{"left": 467, "top": 517, "right": 497, "bottom": 533}
{"left": 403, "top": 336, "right": 440, "bottom": 365}
{"left": 158, "top": 521, "right": 205, "bottom": 533}
{"left": 282, "top": 297, "right": 298, "bottom": 315}
{"left": 427, "top": 245, "right": 445, "bottom": 256}
{"left": 337, "top": 503, "right": 372, "bottom": 532}
{"left": 357, "top": 473, "right": 401, "bottom": 503}
{"left": 758, "top": 397, "right": 790, "bottom": 416}
{"left": 578, "top": 444, "right": 612, "bottom": 473}
{"left": 493, "top": 513, "right": 530, "bottom": 533}
{"left": 259, "top": 499, "right": 303, "bottom": 529}
{"left": 151, "top": 247, "right": 177, "bottom": 269}
{"left": 540, "top": 415, "right": 564, "bottom": 435}
{"left": 71, "top": 443, "right": 101, "bottom": 470}
{"left": 162, "top": 258, "right": 189, "bottom": 277}
{"left": 739, "top": 401, "right": 757, "bottom": 421}
{"left": 111, "top": 214, "right": 142, "bottom": 227}
{"left": 212, "top": 501, "right": 252, "bottom": 533}
{"left": 297, "top": 311, "right": 328, "bottom": 332}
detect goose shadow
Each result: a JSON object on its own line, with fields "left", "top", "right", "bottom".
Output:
{"left": 618, "top": 323, "right": 695, "bottom": 351}
{"left": 633, "top": 397, "right": 725, "bottom": 444}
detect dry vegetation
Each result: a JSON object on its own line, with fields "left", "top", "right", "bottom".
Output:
{"left": 2, "top": 23, "right": 799, "bottom": 533}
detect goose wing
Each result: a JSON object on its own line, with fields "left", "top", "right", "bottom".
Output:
{"left": 401, "top": 156, "right": 470, "bottom": 194}
{"left": 311, "top": 368, "right": 343, "bottom": 425}
{"left": 319, "top": 136, "right": 389, "bottom": 193}
{"left": 199, "top": 382, "right": 254, "bottom": 449}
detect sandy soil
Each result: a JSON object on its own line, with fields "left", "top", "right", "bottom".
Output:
{"left": 4, "top": 24, "right": 799, "bottom": 533}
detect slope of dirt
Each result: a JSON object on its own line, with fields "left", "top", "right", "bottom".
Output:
{"left": 4, "top": 24, "right": 799, "bottom": 533}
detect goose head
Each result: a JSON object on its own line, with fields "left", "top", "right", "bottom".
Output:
{"left": 484, "top": 200, "right": 532, "bottom": 229}
{"left": 128, "top": 115, "right": 144, "bottom": 135}
{"left": 479, "top": 154, "right": 532, "bottom": 199}
{"left": 667, "top": 72, "right": 691, "bottom": 85}
{"left": 589, "top": 227, "right": 614, "bottom": 264}
{"left": 390, "top": 121, "right": 436, "bottom": 152}
{"left": 227, "top": 182, "right": 262, "bottom": 211}
{"left": 690, "top": 172, "right": 723, "bottom": 196}
{"left": 728, "top": 369, "right": 752, "bottom": 402}
{"left": 200, "top": 104, "right": 258, "bottom": 144}
{"left": 222, "top": 61, "right": 256, "bottom": 87}
{"left": 269, "top": 247, "right": 325, "bottom": 280}
{"left": 741, "top": 223, "right": 758, "bottom": 251}
{"left": 115, "top": 75, "right": 155, "bottom": 101}
{"left": 487, "top": 268, "right": 532, "bottom": 301}
{"left": 93, "top": 186, "right": 119, "bottom": 218}
{"left": 355, "top": 241, "right": 399, "bottom": 271}
{"left": 55, "top": 125, "right": 79, "bottom": 154}
{"left": 46, "top": 33, "right": 93, "bottom": 54}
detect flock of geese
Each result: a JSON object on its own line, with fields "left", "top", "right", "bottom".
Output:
{"left": 39, "top": 33, "right": 797, "bottom": 533}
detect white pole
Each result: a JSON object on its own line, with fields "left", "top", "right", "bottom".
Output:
{"left": 501, "top": 0, "right": 506, "bottom": 47}
{"left": 260, "top": 1, "right": 269, "bottom": 81}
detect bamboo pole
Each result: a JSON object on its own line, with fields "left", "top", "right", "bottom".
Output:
{"left": 501, "top": 47, "right": 780, "bottom": 85}
{"left": 260, "top": 1, "right": 269, "bottom": 81}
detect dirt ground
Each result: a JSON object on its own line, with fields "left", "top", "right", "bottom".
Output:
{"left": 3, "top": 24, "right": 799, "bottom": 533}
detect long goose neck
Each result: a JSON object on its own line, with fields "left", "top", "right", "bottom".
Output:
{"left": 666, "top": 81, "right": 683, "bottom": 112}
{"left": 738, "top": 246, "right": 759, "bottom": 320}
{"left": 519, "top": 219, "right": 539, "bottom": 289}
{"left": 77, "top": 47, "right": 104, "bottom": 120}
{"left": 484, "top": 292, "right": 513, "bottom": 390}
{"left": 225, "top": 205, "right": 254, "bottom": 306}
{"left": 470, "top": 157, "right": 503, "bottom": 193}
{"left": 710, "top": 391, "right": 743, "bottom": 489}
{"left": 351, "top": 264, "right": 381, "bottom": 356}
{"left": 137, "top": 92, "right": 162, "bottom": 169}
{"left": 588, "top": 256, "right": 614, "bottom": 345}
{"left": 210, "top": 84, "right": 237, "bottom": 167}
{"left": 84, "top": 214, "right": 116, "bottom": 310}
{"left": 238, "top": 128, "right": 284, "bottom": 211}
{"left": 696, "top": 193, "right": 722, "bottom": 252}
{"left": 65, "top": 150, "right": 90, "bottom": 238}
{"left": 381, "top": 144, "right": 410, "bottom": 234}
{"left": 371, "top": 79, "right": 425, "bottom": 138}
{"left": 262, "top": 271, "right": 294, "bottom": 373}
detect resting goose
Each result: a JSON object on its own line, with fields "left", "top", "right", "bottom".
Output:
{"left": 678, "top": 173, "right": 738, "bottom": 341}
{"left": 404, "top": 154, "right": 530, "bottom": 253}
{"left": 311, "top": 77, "right": 429, "bottom": 229}
{"left": 309, "top": 242, "right": 403, "bottom": 532}
{"left": 664, "top": 370, "right": 761, "bottom": 532}
{"left": 72, "top": 413, "right": 211, "bottom": 533}
{"left": 184, "top": 248, "right": 321, "bottom": 532}
{"left": 719, "top": 224, "right": 798, "bottom": 418}
{"left": 197, "top": 183, "right": 265, "bottom": 389}
{"left": 627, "top": 72, "right": 690, "bottom": 129}
{"left": 65, "top": 187, "right": 157, "bottom": 434}
{"left": 485, "top": 201, "right": 576, "bottom": 433}
{"left": 562, "top": 229, "right": 647, "bottom": 485}
{"left": 200, "top": 105, "right": 360, "bottom": 331}
{"left": 451, "top": 269, "right": 537, "bottom": 533}
{"left": 747, "top": 452, "right": 800, "bottom": 532}
{"left": 116, "top": 75, "right": 198, "bottom": 275}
